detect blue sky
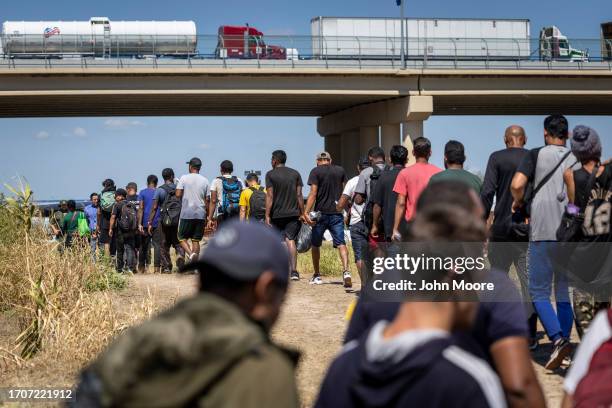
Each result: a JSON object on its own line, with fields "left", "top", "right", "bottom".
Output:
{"left": 1, "top": 0, "right": 610, "bottom": 199}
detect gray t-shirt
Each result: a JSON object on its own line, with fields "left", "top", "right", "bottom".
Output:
{"left": 355, "top": 162, "right": 386, "bottom": 198}
{"left": 518, "top": 145, "right": 578, "bottom": 241}
{"left": 176, "top": 173, "right": 210, "bottom": 220}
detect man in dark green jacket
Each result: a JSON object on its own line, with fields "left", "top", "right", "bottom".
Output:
{"left": 73, "top": 221, "right": 299, "bottom": 408}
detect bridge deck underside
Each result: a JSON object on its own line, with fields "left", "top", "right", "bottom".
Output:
{"left": 0, "top": 69, "right": 611, "bottom": 117}
{"left": 1, "top": 94, "right": 611, "bottom": 117}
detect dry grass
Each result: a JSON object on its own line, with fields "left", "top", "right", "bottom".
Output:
{"left": 297, "top": 242, "right": 359, "bottom": 278}
{"left": 0, "top": 180, "right": 157, "bottom": 388}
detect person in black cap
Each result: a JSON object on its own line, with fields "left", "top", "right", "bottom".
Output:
{"left": 304, "top": 151, "right": 349, "bottom": 286}
{"left": 176, "top": 157, "right": 210, "bottom": 263}
{"left": 73, "top": 221, "right": 300, "bottom": 407}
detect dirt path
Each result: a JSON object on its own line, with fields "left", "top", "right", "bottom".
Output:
{"left": 124, "top": 273, "right": 356, "bottom": 407}
{"left": 126, "top": 273, "right": 567, "bottom": 407}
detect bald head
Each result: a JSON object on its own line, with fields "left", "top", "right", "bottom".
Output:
{"left": 504, "top": 125, "right": 526, "bottom": 148}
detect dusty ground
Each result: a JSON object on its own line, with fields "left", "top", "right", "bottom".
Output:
{"left": 125, "top": 273, "right": 567, "bottom": 407}
{"left": 1, "top": 272, "right": 567, "bottom": 407}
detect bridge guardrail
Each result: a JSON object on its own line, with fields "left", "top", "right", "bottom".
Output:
{"left": 0, "top": 34, "right": 610, "bottom": 70}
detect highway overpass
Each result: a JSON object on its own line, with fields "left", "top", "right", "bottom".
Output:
{"left": 1, "top": 62, "right": 611, "bottom": 173}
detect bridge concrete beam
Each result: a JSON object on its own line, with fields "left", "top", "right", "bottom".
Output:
{"left": 324, "top": 134, "right": 342, "bottom": 168}
{"left": 402, "top": 121, "right": 425, "bottom": 166}
{"left": 317, "top": 95, "right": 433, "bottom": 137}
{"left": 1, "top": 68, "right": 611, "bottom": 117}
{"left": 359, "top": 126, "right": 379, "bottom": 160}
{"left": 340, "top": 130, "right": 360, "bottom": 178}
{"left": 380, "top": 124, "right": 401, "bottom": 159}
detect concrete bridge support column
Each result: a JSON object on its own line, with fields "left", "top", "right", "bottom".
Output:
{"left": 380, "top": 124, "right": 401, "bottom": 159}
{"left": 402, "top": 121, "right": 424, "bottom": 166}
{"left": 359, "top": 126, "right": 379, "bottom": 160}
{"left": 340, "top": 130, "right": 360, "bottom": 178}
{"left": 324, "top": 134, "right": 342, "bottom": 167}
{"left": 317, "top": 95, "right": 433, "bottom": 171}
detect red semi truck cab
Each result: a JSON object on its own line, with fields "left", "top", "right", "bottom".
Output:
{"left": 216, "top": 25, "right": 287, "bottom": 59}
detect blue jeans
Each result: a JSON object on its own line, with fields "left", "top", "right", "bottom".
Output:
{"left": 311, "top": 213, "right": 346, "bottom": 248}
{"left": 528, "top": 241, "right": 573, "bottom": 342}
{"left": 349, "top": 222, "right": 368, "bottom": 262}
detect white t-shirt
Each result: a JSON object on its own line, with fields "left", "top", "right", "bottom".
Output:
{"left": 342, "top": 176, "right": 365, "bottom": 226}
{"left": 210, "top": 175, "right": 244, "bottom": 200}
{"left": 210, "top": 175, "right": 244, "bottom": 217}
{"left": 177, "top": 173, "right": 210, "bottom": 220}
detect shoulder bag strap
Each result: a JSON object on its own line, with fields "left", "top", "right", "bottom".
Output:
{"left": 532, "top": 150, "right": 572, "bottom": 198}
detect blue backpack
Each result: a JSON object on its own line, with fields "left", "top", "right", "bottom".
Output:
{"left": 220, "top": 176, "right": 242, "bottom": 218}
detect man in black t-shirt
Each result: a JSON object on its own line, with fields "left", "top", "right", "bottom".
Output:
{"left": 265, "top": 150, "right": 305, "bottom": 281}
{"left": 480, "top": 125, "right": 537, "bottom": 348}
{"left": 109, "top": 188, "right": 137, "bottom": 273}
{"left": 304, "top": 152, "right": 350, "bottom": 287}
{"left": 125, "top": 182, "right": 141, "bottom": 271}
{"left": 371, "top": 145, "right": 408, "bottom": 241}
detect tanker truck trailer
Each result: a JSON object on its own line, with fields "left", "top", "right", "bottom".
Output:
{"left": 1, "top": 17, "right": 197, "bottom": 58}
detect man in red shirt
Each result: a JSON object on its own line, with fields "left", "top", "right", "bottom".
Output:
{"left": 392, "top": 137, "right": 441, "bottom": 240}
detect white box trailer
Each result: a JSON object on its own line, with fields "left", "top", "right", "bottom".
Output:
{"left": 311, "top": 17, "right": 531, "bottom": 60}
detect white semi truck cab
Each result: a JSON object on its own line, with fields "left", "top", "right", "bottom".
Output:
{"left": 539, "top": 26, "right": 588, "bottom": 62}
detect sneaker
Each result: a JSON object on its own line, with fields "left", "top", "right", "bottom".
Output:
{"left": 309, "top": 275, "right": 323, "bottom": 285}
{"left": 343, "top": 271, "right": 352, "bottom": 288}
{"left": 290, "top": 271, "right": 300, "bottom": 281}
{"left": 528, "top": 337, "right": 538, "bottom": 351}
{"left": 545, "top": 338, "right": 572, "bottom": 370}
{"left": 562, "top": 356, "right": 572, "bottom": 368}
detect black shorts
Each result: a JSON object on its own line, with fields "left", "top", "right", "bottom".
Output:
{"left": 99, "top": 228, "right": 111, "bottom": 244}
{"left": 271, "top": 217, "right": 301, "bottom": 241}
{"left": 162, "top": 225, "right": 180, "bottom": 247}
{"left": 178, "top": 219, "right": 205, "bottom": 242}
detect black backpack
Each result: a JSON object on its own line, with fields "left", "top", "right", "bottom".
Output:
{"left": 362, "top": 165, "right": 389, "bottom": 231}
{"left": 581, "top": 165, "right": 612, "bottom": 240}
{"left": 160, "top": 184, "right": 181, "bottom": 227}
{"left": 118, "top": 202, "right": 138, "bottom": 232}
{"left": 248, "top": 186, "right": 266, "bottom": 221}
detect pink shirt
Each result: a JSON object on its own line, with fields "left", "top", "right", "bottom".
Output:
{"left": 392, "top": 162, "right": 442, "bottom": 221}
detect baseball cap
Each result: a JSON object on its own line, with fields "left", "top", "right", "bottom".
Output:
{"left": 316, "top": 151, "right": 332, "bottom": 161}
{"left": 187, "top": 157, "right": 202, "bottom": 168}
{"left": 181, "top": 220, "right": 290, "bottom": 285}
{"left": 358, "top": 156, "right": 371, "bottom": 170}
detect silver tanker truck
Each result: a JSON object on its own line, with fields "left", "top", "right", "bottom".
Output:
{"left": 1, "top": 17, "right": 197, "bottom": 57}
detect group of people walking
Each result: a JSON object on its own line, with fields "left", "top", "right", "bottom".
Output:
{"left": 61, "top": 113, "right": 612, "bottom": 407}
